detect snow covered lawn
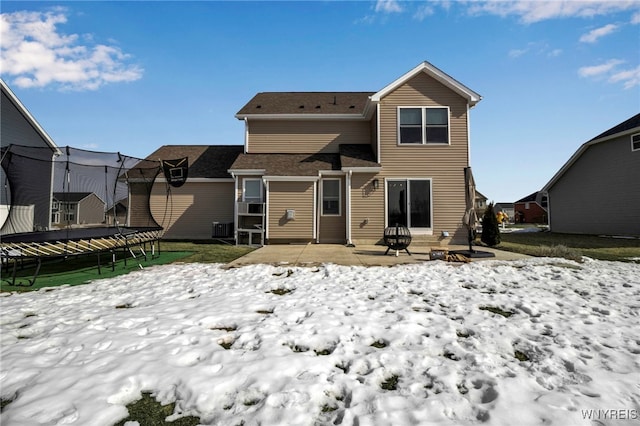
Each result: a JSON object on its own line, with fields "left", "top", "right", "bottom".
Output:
{"left": 1, "top": 258, "right": 639, "bottom": 426}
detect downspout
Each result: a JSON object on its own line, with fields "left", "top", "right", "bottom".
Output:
{"left": 466, "top": 103, "right": 471, "bottom": 166}
{"left": 316, "top": 176, "right": 321, "bottom": 243}
{"left": 244, "top": 118, "right": 249, "bottom": 154}
{"left": 346, "top": 170, "right": 352, "bottom": 246}
{"left": 231, "top": 172, "right": 238, "bottom": 244}
{"left": 376, "top": 104, "right": 381, "bottom": 163}
{"left": 313, "top": 180, "right": 318, "bottom": 243}
{"left": 264, "top": 179, "right": 270, "bottom": 242}
{"left": 48, "top": 150, "right": 59, "bottom": 230}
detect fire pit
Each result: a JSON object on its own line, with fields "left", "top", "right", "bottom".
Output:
{"left": 383, "top": 223, "right": 412, "bottom": 256}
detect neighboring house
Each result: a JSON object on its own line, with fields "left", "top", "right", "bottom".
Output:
{"left": 228, "top": 61, "right": 482, "bottom": 245}
{"left": 475, "top": 191, "right": 488, "bottom": 213}
{"left": 494, "top": 202, "right": 515, "bottom": 222}
{"left": 51, "top": 192, "right": 105, "bottom": 227}
{"left": 542, "top": 113, "right": 640, "bottom": 236}
{"left": 514, "top": 191, "right": 547, "bottom": 224}
{"left": 106, "top": 198, "right": 128, "bottom": 226}
{"left": 144, "top": 145, "right": 243, "bottom": 239}
{"left": 1, "top": 79, "right": 61, "bottom": 234}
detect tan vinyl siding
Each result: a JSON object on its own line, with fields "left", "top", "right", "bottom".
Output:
{"left": 78, "top": 194, "right": 105, "bottom": 225}
{"left": 548, "top": 136, "right": 640, "bottom": 235}
{"left": 129, "top": 183, "right": 155, "bottom": 228}
{"left": 149, "top": 181, "right": 235, "bottom": 239}
{"left": 350, "top": 173, "right": 385, "bottom": 242}
{"left": 248, "top": 120, "right": 371, "bottom": 154}
{"left": 377, "top": 72, "right": 470, "bottom": 242}
{"left": 319, "top": 177, "right": 346, "bottom": 243}
{"left": 267, "top": 181, "right": 314, "bottom": 241}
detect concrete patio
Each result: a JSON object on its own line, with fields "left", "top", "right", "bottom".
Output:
{"left": 225, "top": 243, "right": 530, "bottom": 268}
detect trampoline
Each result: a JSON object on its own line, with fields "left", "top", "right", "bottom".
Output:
{"left": 1, "top": 145, "right": 185, "bottom": 286}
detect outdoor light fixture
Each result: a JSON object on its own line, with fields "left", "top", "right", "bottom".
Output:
{"left": 372, "top": 178, "right": 379, "bottom": 190}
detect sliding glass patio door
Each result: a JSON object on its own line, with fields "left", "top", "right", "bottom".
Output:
{"left": 387, "top": 179, "right": 432, "bottom": 229}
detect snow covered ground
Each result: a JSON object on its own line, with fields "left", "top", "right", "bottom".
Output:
{"left": 1, "top": 258, "right": 639, "bottom": 426}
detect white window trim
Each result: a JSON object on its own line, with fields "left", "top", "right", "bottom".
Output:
{"left": 321, "top": 178, "right": 341, "bottom": 216}
{"left": 397, "top": 106, "right": 451, "bottom": 146}
{"left": 384, "top": 178, "right": 433, "bottom": 234}
{"left": 632, "top": 133, "right": 640, "bottom": 152}
{"left": 242, "top": 178, "right": 263, "bottom": 203}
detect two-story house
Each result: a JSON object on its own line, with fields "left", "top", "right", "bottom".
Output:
{"left": 228, "top": 61, "right": 481, "bottom": 245}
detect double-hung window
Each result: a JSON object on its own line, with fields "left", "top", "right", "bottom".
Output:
{"left": 398, "top": 107, "right": 450, "bottom": 145}
{"left": 322, "top": 179, "right": 341, "bottom": 216}
{"left": 632, "top": 133, "right": 640, "bottom": 152}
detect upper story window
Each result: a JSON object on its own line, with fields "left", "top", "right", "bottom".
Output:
{"left": 398, "top": 107, "right": 450, "bottom": 145}
{"left": 632, "top": 133, "right": 640, "bottom": 152}
{"left": 322, "top": 179, "right": 341, "bottom": 216}
{"left": 243, "top": 179, "right": 263, "bottom": 203}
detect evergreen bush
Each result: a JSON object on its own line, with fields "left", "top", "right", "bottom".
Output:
{"left": 481, "top": 202, "right": 501, "bottom": 246}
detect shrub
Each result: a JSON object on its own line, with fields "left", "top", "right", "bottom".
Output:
{"left": 481, "top": 202, "right": 501, "bottom": 247}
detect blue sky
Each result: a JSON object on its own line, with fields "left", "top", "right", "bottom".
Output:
{"left": 1, "top": 1, "right": 639, "bottom": 203}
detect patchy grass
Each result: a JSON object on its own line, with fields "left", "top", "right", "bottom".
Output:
{"left": 479, "top": 306, "right": 514, "bottom": 318}
{"left": 270, "top": 288, "right": 293, "bottom": 295}
{"left": 498, "top": 231, "right": 640, "bottom": 262}
{"left": 370, "top": 339, "right": 388, "bottom": 349}
{"left": 1, "top": 243, "right": 254, "bottom": 293}
{"left": 158, "top": 241, "right": 255, "bottom": 264}
{"left": 380, "top": 375, "right": 399, "bottom": 391}
{"left": 1, "top": 395, "right": 16, "bottom": 412}
{"left": 113, "top": 392, "right": 200, "bottom": 426}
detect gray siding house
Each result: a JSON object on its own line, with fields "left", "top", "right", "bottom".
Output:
{"left": 1, "top": 79, "right": 61, "bottom": 234}
{"left": 51, "top": 192, "right": 106, "bottom": 227}
{"left": 542, "top": 113, "right": 640, "bottom": 236}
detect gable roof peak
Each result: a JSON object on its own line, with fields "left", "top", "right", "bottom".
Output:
{"left": 370, "top": 61, "right": 482, "bottom": 106}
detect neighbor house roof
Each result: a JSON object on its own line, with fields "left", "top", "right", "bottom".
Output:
{"left": 53, "top": 192, "right": 97, "bottom": 203}
{"left": 543, "top": 113, "right": 640, "bottom": 192}
{"left": 146, "top": 145, "right": 243, "bottom": 179}
{"left": 236, "top": 92, "right": 373, "bottom": 117}
{"left": 515, "top": 192, "right": 540, "bottom": 204}
{"left": 1, "top": 78, "right": 61, "bottom": 155}
{"left": 588, "top": 113, "right": 640, "bottom": 142}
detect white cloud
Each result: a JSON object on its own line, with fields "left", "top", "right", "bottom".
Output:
{"left": 467, "top": 1, "right": 640, "bottom": 24}
{"left": 548, "top": 48, "right": 563, "bottom": 57}
{"left": 413, "top": 4, "right": 435, "bottom": 21}
{"left": 509, "top": 48, "right": 529, "bottom": 58}
{"left": 577, "top": 59, "right": 640, "bottom": 88}
{"left": 609, "top": 65, "right": 640, "bottom": 89}
{"left": 578, "top": 59, "right": 624, "bottom": 78}
{"left": 579, "top": 23, "right": 619, "bottom": 43}
{"left": 375, "top": 0, "right": 403, "bottom": 14}
{"left": 0, "top": 9, "right": 142, "bottom": 91}
{"left": 632, "top": 11, "right": 640, "bottom": 23}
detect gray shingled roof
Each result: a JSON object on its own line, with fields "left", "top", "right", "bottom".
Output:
{"left": 230, "top": 153, "right": 341, "bottom": 176}
{"left": 236, "top": 92, "right": 374, "bottom": 116}
{"left": 339, "top": 144, "right": 380, "bottom": 169}
{"left": 146, "top": 145, "right": 243, "bottom": 179}
{"left": 589, "top": 113, "right": 640, "bottom": 142}
{"left": 53, "top": 192, "right": 95, "bottom": 203}
{"left": 230, "top": 145, "right": 379, "bottom": 176}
